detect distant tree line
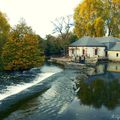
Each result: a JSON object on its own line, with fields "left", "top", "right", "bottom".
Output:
{"left": 44, "top": 33, "right": 77, "bottom": 57}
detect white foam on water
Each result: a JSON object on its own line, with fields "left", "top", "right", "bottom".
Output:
{"left": 0, "top": 72, "right": 56, "bottom": 101}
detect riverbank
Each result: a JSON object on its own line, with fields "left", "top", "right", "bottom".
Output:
{"left": 48, "top": 57, "right": 98, "bottom": 75}
{"left": 48, "top": 57, "right": 86, "bottom": 69}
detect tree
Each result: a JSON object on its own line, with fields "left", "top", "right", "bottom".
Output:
{"left": 2, "top": 20, "right": 44, "bottom": 71}
{"left": 50, "top": 16, "right": 77, "bottom": 56}
{"left": 44, "top": 33, "right": 77, "bottom": 56}
{"left": 74, "top": 0, "right": 120, "bottom": 38}
{"left": 52, "top": 15, "right": 73, "bottom": 40}
{"left": 94, "top": 17, "right": 105, "bottom": 37}
{"left": 106, "top": 0, "right": 120, "bottom": 37}
{"left": 44, "top": 35, "right": 62, "bottom": 56}
{"left": 0, "top": 11, "right": 10, "bottom": 60}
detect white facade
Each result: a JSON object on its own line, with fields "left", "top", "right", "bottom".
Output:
{"left": 69, "top": 36, "right": 120, "bottom": 62}
{"left": 69, "top": 46, "right": 106, "bottom": 58}
{"left": 108, "top": 51, "right": 120, "bottom": 61}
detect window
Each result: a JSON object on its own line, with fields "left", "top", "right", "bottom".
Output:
{"left": 116, "top": 53, "right": 119, "bottom": 57}
{"left": 83, "top": 49, "right": 85, "bottom": 55}
{"left": 72, "top": 49, "right": 74, "bottom": 54}
{"left": 95, "top": 48, "right": 98, "bottom": 55}
{"left": 105, "top": 51, "right": 108, "bottom": 57}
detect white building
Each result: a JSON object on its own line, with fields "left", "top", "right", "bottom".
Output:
{"left": 69, "top": 36, "right": 120, "bottom": 62}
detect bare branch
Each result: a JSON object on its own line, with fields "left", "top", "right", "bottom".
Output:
{"left": 51, "top": 15, "right": 73, "bottom": 40}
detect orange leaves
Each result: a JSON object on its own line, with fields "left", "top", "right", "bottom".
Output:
{"left": 2, "top": 22, "right": 44, "bottom": 71}
{"left": 0, "top": 14, "right": 45, "bottom": 71}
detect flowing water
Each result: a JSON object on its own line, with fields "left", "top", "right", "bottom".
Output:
{"left": 0, "top": 65, "right": 62, "bottom": 101}
{"left": 0, "top": 63, "right": 120, "bottom": 120}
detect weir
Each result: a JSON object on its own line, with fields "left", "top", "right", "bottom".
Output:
{"left": 0, "top": 65, "right": 63, "bottom": 119}
{"left": 0, "top": 65, "right": 62, "bottom": 101}
{"left": 0, "top": 73, "right": 54, "bottom": 101}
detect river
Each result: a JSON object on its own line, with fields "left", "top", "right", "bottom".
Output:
{"left": 0, "top": 63, "right": 120, "bottom": 120}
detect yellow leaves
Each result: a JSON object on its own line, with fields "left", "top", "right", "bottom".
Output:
{"left": 74, "top": 0, "right": 120, "bottom": 38}
{"left": 112, "top": 0, "right": 120, "bottom": 4}
{"left": 74, "top": 0, "right": 104, "bottom": 37}
{"left": 94, "top": 17, "right": 104, "bottom": 37}
{"left": 0, "top": 11, "right": 10, "bottom": 35}
{"left": 86, "top": 23, "right": 91, "bottom": 31}
{"left": 94, "top": 17, "right": 104, "bottom": 29}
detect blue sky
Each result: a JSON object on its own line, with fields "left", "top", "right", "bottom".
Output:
{"left": 0, "top": 0, "right": 81, "bottom": 38}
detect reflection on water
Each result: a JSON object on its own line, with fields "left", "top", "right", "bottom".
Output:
{"left": 58, "top": 63, "right": 120, "bottom": 120}
{"left": 76, "top": 78, "right": 120, "bottom": 110}
{"left": 107, "top": 62, "right": 120, "bottom": 72}
{"left": 94, "top": 62, "right": 120, "bottom": 75}
{"left": 76, "top": 62, "right": 120, "bottom": 110}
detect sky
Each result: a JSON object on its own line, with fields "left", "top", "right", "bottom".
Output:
{"left": 0, "top": 0, "right": 82, "bottom": 38}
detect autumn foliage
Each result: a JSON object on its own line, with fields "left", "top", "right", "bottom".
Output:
{"left": 1, "top": 22, "right": 44, "bottom": 71}
{"left": 74, "top": 0, "right": 120, "bottom": 38}
{"left": 0, "top": 11, "right": 10, "bottom": 68}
